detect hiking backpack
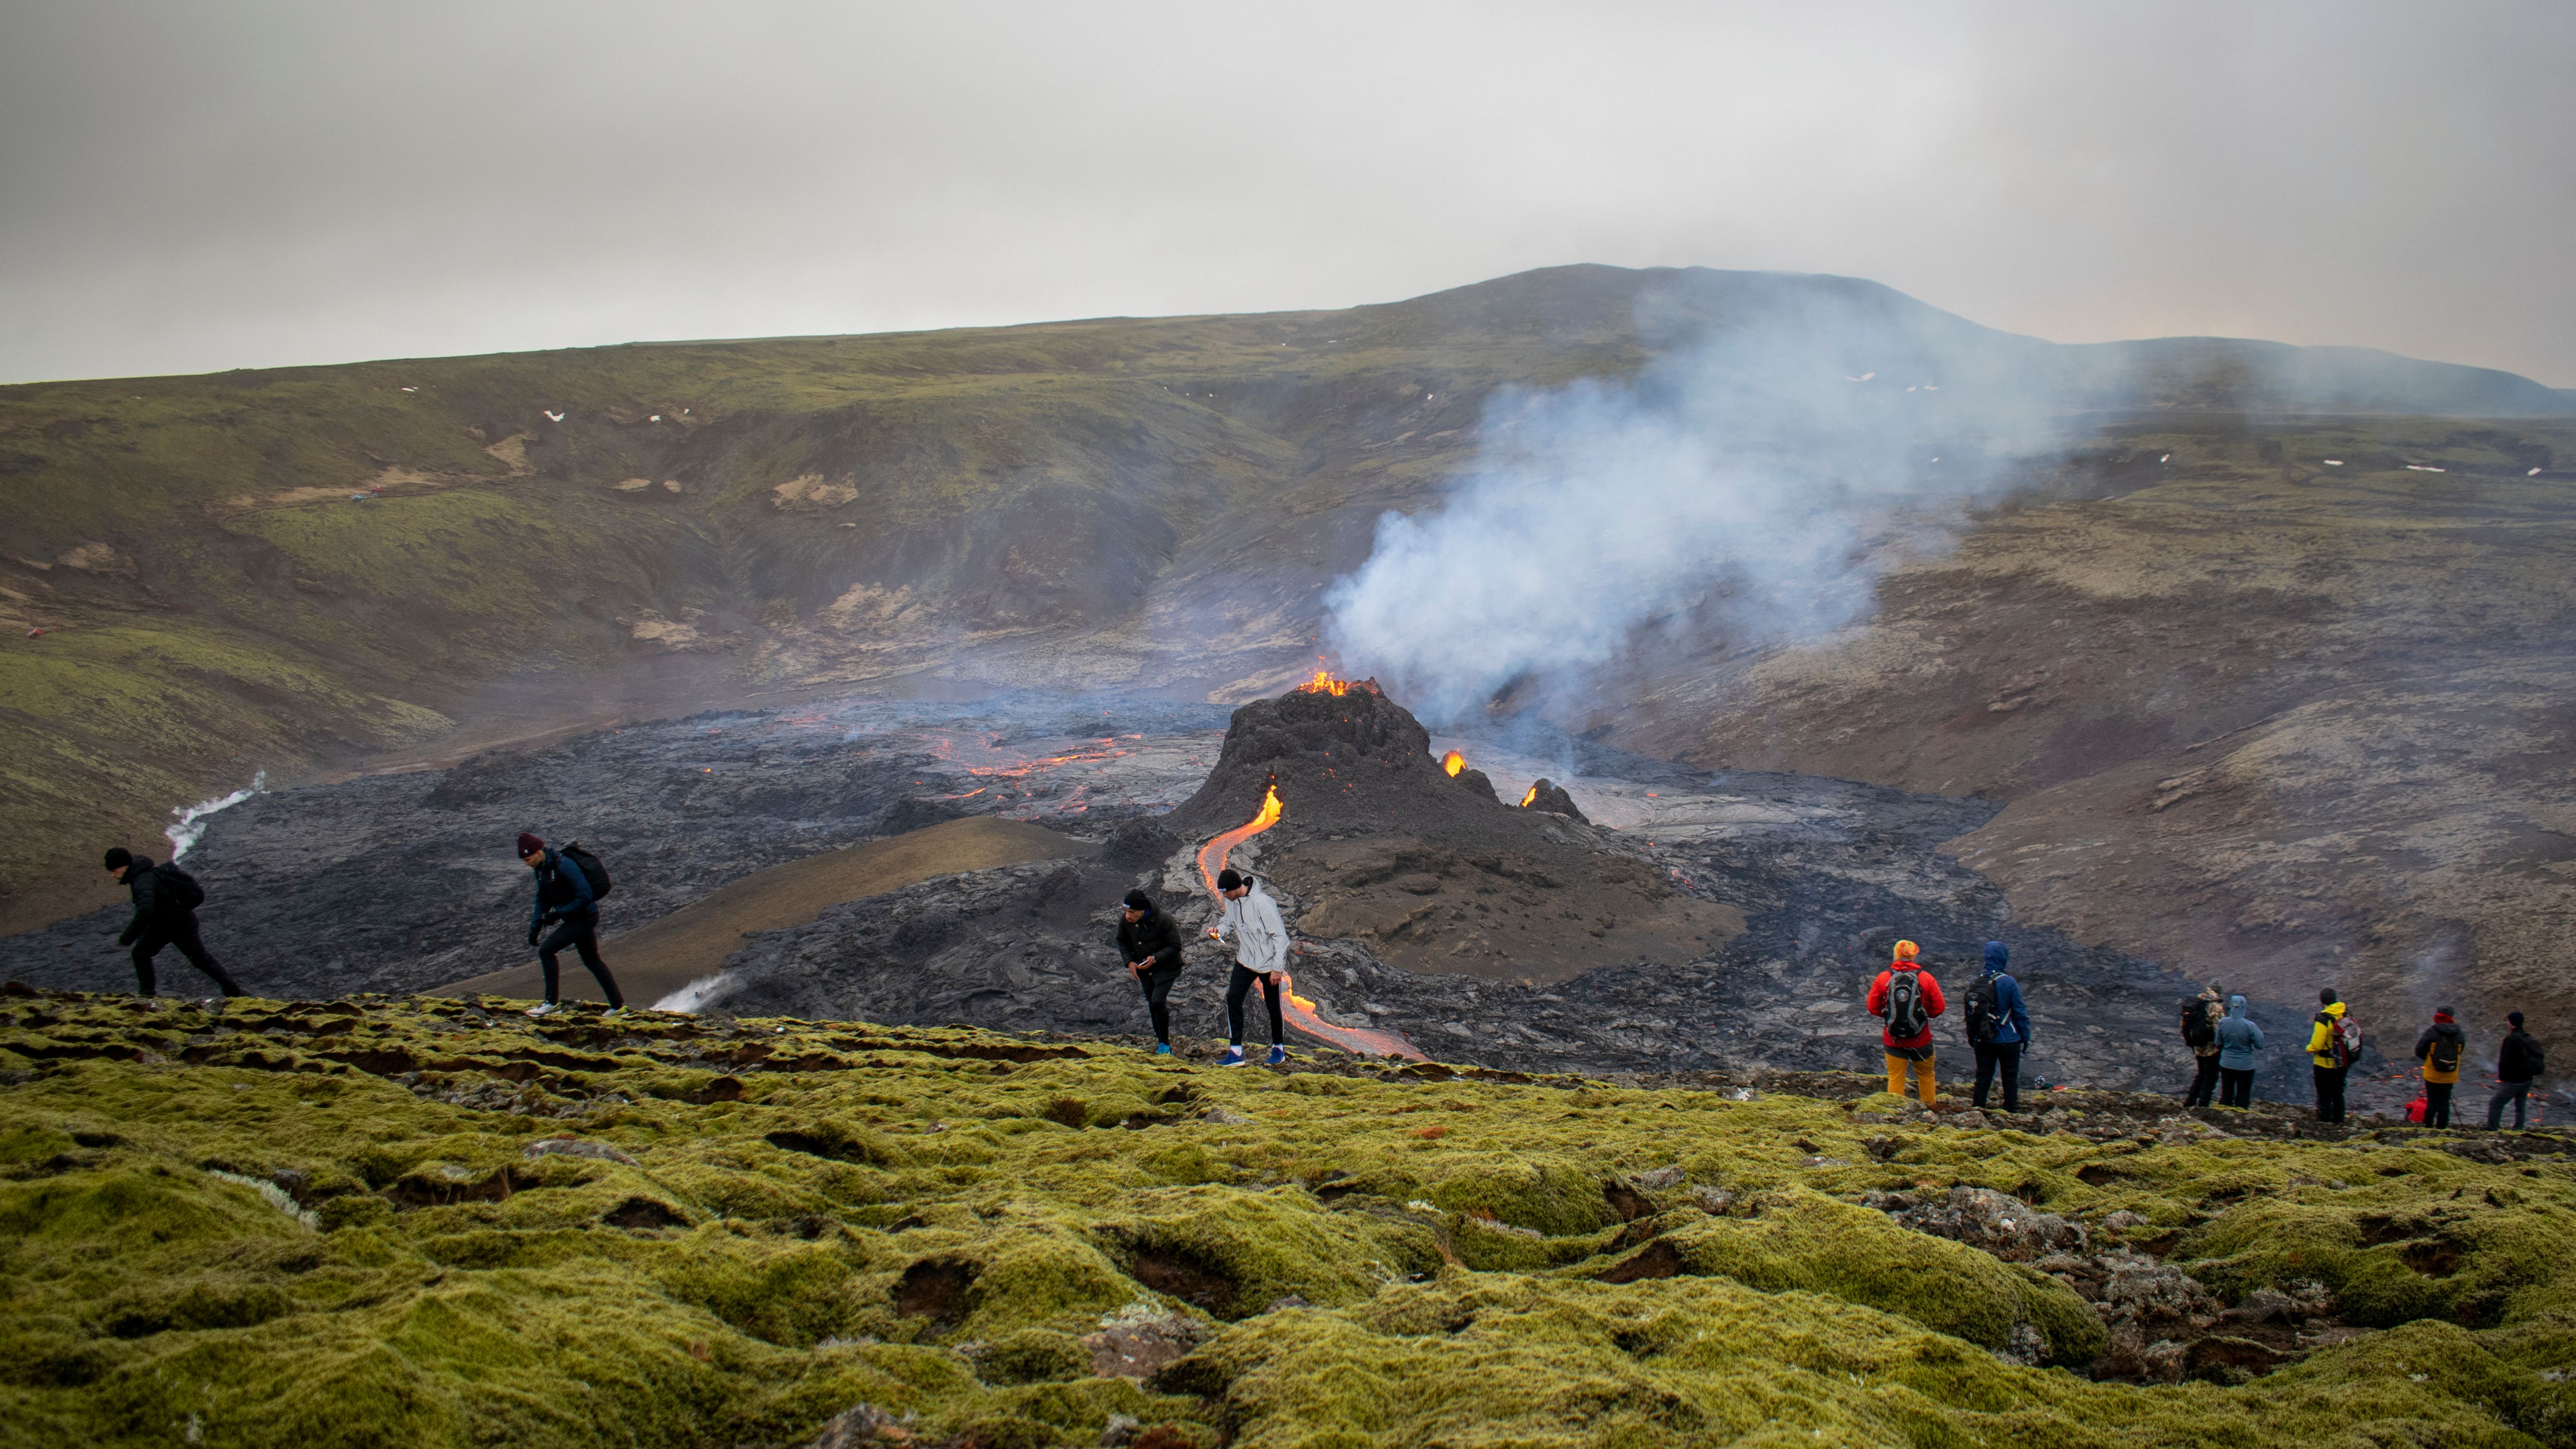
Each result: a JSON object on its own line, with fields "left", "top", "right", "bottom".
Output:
{"left": 559, "top": 842, "right": 614, "bottom": 900}
{"left": 2318, "top": 1011, "right": 2361, "bottom": 1069}
{"left": 2429, "top": 1032, "right": 2463, "bottom": 1075}
{"left": 2180, "top": 997, "right": 2217, "bottom": 1049}
{"left": 154, "top": 861, "right": 206, "bottom": 912}
{"left": 1964, "top": 976, "right": 2001, "bottom": 1045}
{"left": 1883, "top": 967, "right": 1929, "bottom": 1039}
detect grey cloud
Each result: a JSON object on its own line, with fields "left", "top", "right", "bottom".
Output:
{"left": 1, "top": 0, "right": 2569, "bottom": 384}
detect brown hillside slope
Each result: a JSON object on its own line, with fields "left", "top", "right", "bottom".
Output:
{"left": 1611, "top": 417, "right": 2576, "bottom": 1036}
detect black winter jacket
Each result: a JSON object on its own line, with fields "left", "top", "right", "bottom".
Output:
{"left": 2500, "top": 1029, "right": 2542, "bottom": 1083}
{"left": 116, "top": 860, "right": 188, "bottom": 945}
{"left": 1118, "top": 910, "right": 1184, "bottom": 971}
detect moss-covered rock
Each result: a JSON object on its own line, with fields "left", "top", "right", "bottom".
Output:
{"left": 3, "top": 993, "right": 2572, "bottom": 1447}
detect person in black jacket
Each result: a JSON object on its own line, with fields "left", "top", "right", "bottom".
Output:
{"left": 2486, "top": 1010, "right": 2543, "bottom": 1130}
{"left": 1117, "top": 888, "right": 1186, "bottom": 1056}
{"left": 103, "top": 847, "right": 243, "bottom": 997}
{"left": 518, "top": 832, "right": 622, "bottom": 1018}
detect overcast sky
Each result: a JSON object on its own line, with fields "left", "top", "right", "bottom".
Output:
{"left": 4, "top": 1, "right": 2571, "bottom": 387}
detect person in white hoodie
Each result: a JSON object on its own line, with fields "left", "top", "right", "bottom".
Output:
{"left": 1209, "top": 868, "right": 1291, "bottom": 1065}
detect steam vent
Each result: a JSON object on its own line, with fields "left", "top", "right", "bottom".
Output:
{"left": 1168, "top": 674, "right": 1743, "bottom": 982}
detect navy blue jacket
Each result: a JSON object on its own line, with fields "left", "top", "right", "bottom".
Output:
{"left": 1979, "top": 942, "right": 2030, "bottom": 1046}
{"left": 529, "top": 848, "right": 595, "bottom": 932}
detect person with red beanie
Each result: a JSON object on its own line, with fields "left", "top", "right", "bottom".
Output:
{"left": 1867, "top": 940, "right": 1946, "bottom": 1104}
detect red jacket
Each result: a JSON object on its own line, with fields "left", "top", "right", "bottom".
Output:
{"left": 1867, "top": 966, "right": 1946, "bottom": 1051}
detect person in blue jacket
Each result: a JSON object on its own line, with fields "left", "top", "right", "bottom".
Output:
{"left": 1968, "top": 941, "right": 2031, "bottom": 1110}
{"left": 2214, "top": 994, "right": 2265, "bottom": 1109}
{"left": 517, "top": 832, "right": 623, "bottom": 1018}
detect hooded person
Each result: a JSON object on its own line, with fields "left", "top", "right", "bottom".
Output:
{"left": 2415, "top": 1008, "right": 2467, "bottom": 1128}
{"left": 2182, "top": 983, "right": 2226, "bottom": 1109}
{"left": 2215, "top": 995, "right": 2264, "bottom": 1109}
{"left": 1866, "top": 940, "right": 1946, "bottom": 1105}
{"left": 102, "top": 846, "right": 244, "bottom": 999}
{"left": 1964, "top": 941, "right": 2030, "bottom": 1111}
{"left": 2305, "top": 988, "right": 2355, "bottom": 1124}
{"left": 1117, "top": 888, "right": 1187, "bottom": 1056}
{"left": 1208, "top": 868, "right": 1291, "bottom": 1066}
{"left": 2487, "top": 1011, "right": 2543, "bottom": 1130}
{"left": 517, "top": 832, "right": 622, "bottom": 1018}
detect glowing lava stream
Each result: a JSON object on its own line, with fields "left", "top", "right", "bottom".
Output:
{"left": 1195, "top": 783, "right": 1424, "bottom": 1060}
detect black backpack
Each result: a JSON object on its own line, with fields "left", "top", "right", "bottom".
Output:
{"left": 559, "top": 842, "right": 613, "bottom": 900}
{"left": 1964, "top": 976, "right": 2000, "bottom": 1045}
{"left": 2428, "top": 1030, "right": 2463, "bottom": 1075}
{"left": 1883, "top": 967, "right": 1929, "bottom": 1039}
{"left": 154, "top": 862, "right": 207, "bottom": 912}
{"left": 2181, "top": 997, "right": 2217, "bottom": 1049}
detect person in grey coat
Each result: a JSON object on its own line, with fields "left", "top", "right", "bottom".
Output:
{"left": 2214, "top": 994, "right": 2264, "bottom": 1109}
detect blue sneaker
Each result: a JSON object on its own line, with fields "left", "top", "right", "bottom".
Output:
{"left": 1153, "top": 1042, "right": 1172, "bottom": 1056}
{"left": 1267, "top": 1045, "right": 1288, "bottom": 1066}
{"left": 1218, "top": 1046, "right": 1246, "bottom": 1067}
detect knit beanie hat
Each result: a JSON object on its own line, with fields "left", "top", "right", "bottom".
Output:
{"left": 1122, "top": 889, "right": 1153, "bottom": 912}
{"left": 103, "top": 847, "right": 134, "bottom": 871}
{"left": 1892, "top": 940, "right": 1919, "bottom": 960}
{"left": 516, "top": 832, "right": 544, "bottom": 856}
{"left": 2510, "top": 1011, "right": 2525, "bottom": 1027}
{"left": 1216, "top": 869, "right": 1244, "bottom": 892}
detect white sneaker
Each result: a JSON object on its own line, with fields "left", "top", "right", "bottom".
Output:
{"left": 526, "top": 1002, "right": 561, "bottom": 1019}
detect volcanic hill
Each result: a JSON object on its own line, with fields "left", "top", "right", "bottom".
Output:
{"left": 1164, "top": 677, "right": 1742, "bottom": 981}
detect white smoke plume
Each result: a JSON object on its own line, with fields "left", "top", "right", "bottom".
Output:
{"left": 1323, "top": 277, "right": 2080, "bottom": 721}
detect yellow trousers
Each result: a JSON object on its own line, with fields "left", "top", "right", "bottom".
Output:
{"left": 1884, "top": 1052, "right": 1936, "bottom": 1104}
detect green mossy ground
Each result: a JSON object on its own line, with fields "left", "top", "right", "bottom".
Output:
{"left": 3, "top": 993, "right": 2572, "bottom": 1447}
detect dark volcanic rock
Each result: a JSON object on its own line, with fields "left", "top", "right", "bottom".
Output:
{"left": 1165, "top": 680, "right": 1527, "bottom": 842}
{"left": 1165, "top": 682, "right": 1740, "bottom": 983}
{"left": 1521, "top": 779, "right": 1588, "bottom": 823}
{"left": 1103, "top": 818, "right": 1183, "bottom": 871}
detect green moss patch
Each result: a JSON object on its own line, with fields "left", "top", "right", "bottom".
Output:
{"left": 2, "top": 993, "right": 2572, "bottom": 1447}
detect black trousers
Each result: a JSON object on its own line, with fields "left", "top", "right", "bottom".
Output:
{"left": 1227, "top": 965, "right": 1285, "bottom": 1046}
{"left": 2313, "top": 1063, "right": 2349, "bottom": 1123}
{"left": 2218, "top": 1068, "right": 2255, "bottom": 1109}
{"left": 2487, "top": 1081, "right": 2532, "bottom": 1130}
{"left": 1971, "top": 1041, "right": 2021, "bottom": 1110}
{"left": 2185, "top": 1054, "right": 2222, "bottom": 1108}
{"left": 538, "top": 916, "right": 622, "bottom": 1007}
{"left": 130, "top": 916, "right": 243, "bottom": 997}
{"left": 2424, "top": 1080, "right": 2455, "bottom": 1128}
{"left": 1133, "top": 960, "right": 1183, "bottom": 1044}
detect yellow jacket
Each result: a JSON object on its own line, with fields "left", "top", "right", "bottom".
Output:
{"left": 2306, "top": 1001, "right": 2348, "bottom": 1068}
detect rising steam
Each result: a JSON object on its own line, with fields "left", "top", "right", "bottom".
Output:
{"left": 1322, "top": 276, "right": 2076, "bottom": 720}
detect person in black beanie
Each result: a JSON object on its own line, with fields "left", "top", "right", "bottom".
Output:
{"left": 103, "top": 846, "right": 243, "bottom": 998}
{"left": 1117, "top": 888, "right": 1186, "bottom": 1056}
{"left": 2487, "top": 1011, "right": 2543, "bottom": 1130}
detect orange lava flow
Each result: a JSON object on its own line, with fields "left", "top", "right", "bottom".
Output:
{"left": 1195, "top": 783, "right": 1423, "bottom": 1061}
{"left": 1298, "top": 667, "right": 1357, "bottom": 697}
{"left": 1519, "top": 783, "right": 1538, "bottom": 807}
{"left": 1442, "top": 750, "right": 1465, "bottom": 777}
